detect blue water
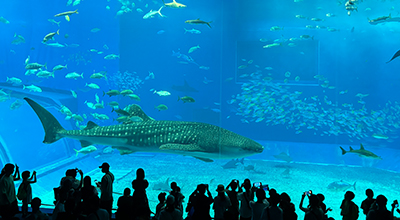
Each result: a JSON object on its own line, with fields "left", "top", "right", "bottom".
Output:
{"left": 1, "top": 0, "right": 400, "bottom": 219}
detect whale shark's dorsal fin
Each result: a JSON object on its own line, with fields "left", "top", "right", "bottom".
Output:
{"left": 360, "top": 143, "right": 365, "bottom": 150}
{"left": 84, "top": 121, "right": 99, "bottom": 130}
{"left": 126, "top": 104, "right": 152, "bottom": 122}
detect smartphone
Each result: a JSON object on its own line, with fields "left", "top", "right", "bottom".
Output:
{"left": 262, "top": 184, "right": 269, "bottom": 191}
{"left": 396, "top": 204, "right": 399, "bottom": 208}
{"left": 305, "top": 190, "right": 312, "bottom": 196}
{"left": 253, "top": 182, "right": 261, "bottom": 188}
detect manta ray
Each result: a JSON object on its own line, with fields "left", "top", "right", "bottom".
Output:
{"left": 24, "top": 98, "right": 263, "bottom": 162}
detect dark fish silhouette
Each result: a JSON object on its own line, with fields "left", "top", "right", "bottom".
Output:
{"left": 387, "top": 49, "right": 400, "bottom": 63}
{"left": 221, "top": 158, "right": 244, "bottom": 169}
{"left": 171, "top": 80, "right": 199, "bottom": 93}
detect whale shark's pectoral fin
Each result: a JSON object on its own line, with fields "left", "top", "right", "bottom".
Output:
{"left": 113, "top": 146, "right": 135, "bottom": 155}
{"left": 193, "top": 156, "right": 213, "bottom": 162}
{"left": 80, "top": 140, "right": 93, "bottom": 148}
{"left": 159, "top": 143, "right": 204, "bottom": 151}
{"left": 159, "top": 144, "right": 213, "bottom": 162}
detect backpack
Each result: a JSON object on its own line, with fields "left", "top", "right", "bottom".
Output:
{"left": 17, "top": 182, "right": 28, "bottom": 200}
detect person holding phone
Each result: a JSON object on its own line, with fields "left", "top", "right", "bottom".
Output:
{"left": 192, "top": 184, "right": 214, "bottom": 220}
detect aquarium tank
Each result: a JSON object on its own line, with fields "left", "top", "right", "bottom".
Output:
{"left": 1, "top": 0, "right": 400, "bottom": 219}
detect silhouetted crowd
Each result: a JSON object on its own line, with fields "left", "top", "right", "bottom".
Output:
{"left": 1, "top": 162, "right": 400, "bottom": 220}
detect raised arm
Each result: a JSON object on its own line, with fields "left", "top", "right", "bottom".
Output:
{"left": 13, "top": 164, "right": 20, "bottom": 181}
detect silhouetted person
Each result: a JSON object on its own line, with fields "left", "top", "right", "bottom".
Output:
{"left": 279, "top": 192, "right": 297, "bottom": 220}
{"left": 25, "top": 197, "right": 49, "bottom": 220}
{"left": 170, "top": 182, "right": 185, "bottom": 212}
{"left": 250, "top": 188, "right": 269, "bottom": 220}
{"left": 192, "top": 184, "right": 214, "bottom": 220}
{"left": 61, "top": 168, "right": 83, "bottom": 191}
{"left": 131, "top": 168, "right": 151, "bottom": 220}
{"left": 116, "top": 188, "right": 133, "bottom": 220}
{"left": 226, "top": 179, "right": 240, "bottom": 220}
{"left": 56, "top": 198, "right": 76, "bottom": 220}
{"left": 53, "top": 178, "right": 74, "bottom": 220}
{"left": 213, "top": 184, "right": 231, "bottom": 220}
{"left": 154, "top": 192, "right": 167, "bottom": 220}
{"left": 18, "top": 170, "right": 37, "bottom": 217}
{"left": 238, "top": 179, "right": 254, "bottom": 220}
{"left": 87, "top": 195, "right": 110, "bottom": 220}
{"left": 260, "top": 193, "right": 282, "bottom": 220}
{"left": 81, "top": 176, "right": 98, "bottom": 214}
{"left": 316, "top": 193, "right": 331, "bottom": 218}
{"left": 0, "top": 163, "right": 20, "bottom": 220}
{"left": 366, "top": 195, "right": 392, "bottom": 220}
{"left": 340, "top": 191, "right": 359, "bottom": 220}
{"left": 96, "top": 162, "right": 114, "bottom": 219}
{"left": 361, "top": 189, "right": 375, "bottom": 217}
{"left": 159, "top": 195, "right": 183, "bottom": 220}
{"left": 300, "top": 194, "right": 323, "bottom": 220}
{"left": 185, "top": 185, "right": 200, "bottom": 219}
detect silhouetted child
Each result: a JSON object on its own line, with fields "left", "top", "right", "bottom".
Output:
{"left": 154, "top": 192, "right": 167, "bottom": 220}
{"left": 361, "top": 188, "right": 375, "bottom": 216}
{"left": 18, "top": 170, "right": 37, "bottom": 217}
{"left": 81, "top": 176, "right": 98, "bottom": 214}
{"left": 116, "top": 188, "right": 133, "bottom": 220}
{"left": 159, "top": 195, "right": 183, "bottom": 220}
{"left": 340, "top": 191, "right": 359, "bottom": 220}
{"left": 26, "top": 197, "right": 49, "bottom": 220}
{"left": 170, "top": 182, "right": 185, "bottom": 212}
{"left": 213, "top": 184, "right": 231, "bottom": 220}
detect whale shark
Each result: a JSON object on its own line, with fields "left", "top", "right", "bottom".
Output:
{"left": 24, "top": 98, "right": 263, "bottom": 162}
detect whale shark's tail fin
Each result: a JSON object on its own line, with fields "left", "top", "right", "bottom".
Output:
{"left": 24, "top": 98, "right": 65, "bottom": 144}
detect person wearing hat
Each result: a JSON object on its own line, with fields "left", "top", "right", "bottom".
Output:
{"left": 96, "top": 162, "right": 114, "bottom": 219}
{"left": 213, "top": 184, "right": 231, "bottom": 220}
{"left": 159, "top": 195, "right": 183, "bottom": 220}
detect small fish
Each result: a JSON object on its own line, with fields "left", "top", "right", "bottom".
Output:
{"left": 157, "top": 30, "right": 165, "bottom": 34}
{"left": 188, "top": 45, "right": 200, "bottom": 54}
{"left": 53, "top": 64, "right": 67, "bottom": 71}
{"left": 327, "top": 180, "right": 356, "bottom": 192}
{"left": 178, "top": 96, "right": 195, "bottom": 103}
{"left": 91, "top": 28, "right": 101, "bottom": 33}
{"left": 74, "top": 145, "right": 97, "bottom": 156}
{"left": 54, "top": 9, "right": 78, "bottom": 18}
{"left": 25, "top": 63, "right": 46, "bottom": 70}
{"left": 103, "top": 90, "right": 120, "bottom": 97}
{"left": 185, "top": 19, "right": 212, "bottom": 28}
{"left": 65, "top": 72, "right": 83, "bottom": 79}
{"left": 86, "top": 83, "right": 100, "bottom": 89}
{"left": 10, "top": 100, "right": 23, "bottom": 110}
{"left": 371, "top": 134, "right": 389, "bottom": 140}
{"left": 0, "top": 16, "right": 10, "bottom": 24}
{"left": 23, "top": 85, "right": 42, "bottom": 92}
{"left": 155, "top": 104, "right": 168, "bottom": 111}
{"left": 154, "top": 90, "right": 171, "bottom": 96}
{"left": 104, "top": 54, "right": 119, "bottom": 60}
{"left": 162, "top": 0, "right": 186, "bottom": 8}
{"left": 43, "top": 30, "right": 59, "bottom": 43}
{"left": 184, "top": 28, "right": 201, "bottom": 34}
{"left": 273, "top": 152, "right": 292, "bottom": 163}
{"left": 71, "top": 90, "right": 77, "bottom": 98}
